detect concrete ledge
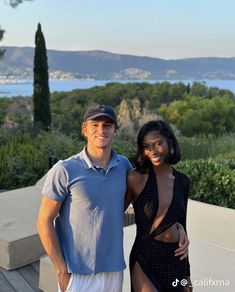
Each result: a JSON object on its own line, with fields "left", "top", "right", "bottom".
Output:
{"left": 0, "top": 186, "right": 45, "bottom": 270}
{"left": 39, "top": 256, "right": 58, "bottom": 292}
{"left": 187, "top": 200, "right": 235, "bottom": 249}
{"left": 189, "top": 237, "right": 235, "bottom": 291}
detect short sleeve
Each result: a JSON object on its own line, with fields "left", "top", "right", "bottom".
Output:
{"left": 42, "top": 161, "right": 68, "bottom": 202}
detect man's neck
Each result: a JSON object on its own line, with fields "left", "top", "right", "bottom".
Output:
{"left": 86, "top": 145, "right": 112, "bottom": 169}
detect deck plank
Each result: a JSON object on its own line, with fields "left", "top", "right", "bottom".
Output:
{"left": 17, "top": 265, "right": 39, "bottom": 291}
{"left": 31, "top": 261, "right": 40, "bottom": 273}
{"left": 0, "top": 270, "right": 16, "bottom": 292}
{"left": 0, "top": 267, "right": 35, "bottom": 292}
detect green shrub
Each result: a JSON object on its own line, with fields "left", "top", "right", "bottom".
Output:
{"left": 177, "top": 159, "right": 235, "bottom": 209}
{"left": 179, "top": 134, "right": 235, "bottom": 160}
{"left": 1, "top": 128, "right": 235, "bottom": 210}
{"left": 113, "top": 137, "right": 136, "bottom": 164}
{"left": 0, "top": 130, "right": 84, "bottom": 190}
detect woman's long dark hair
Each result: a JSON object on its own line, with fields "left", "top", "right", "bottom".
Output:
{"left": 134, "top": 120, "right": 181, "bottom": 173}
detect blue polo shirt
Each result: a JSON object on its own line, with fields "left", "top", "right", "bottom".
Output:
{"left": 42, "top": 148, "right": 132, "bottom": 275}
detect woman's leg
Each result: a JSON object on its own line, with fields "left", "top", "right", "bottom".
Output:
{"left": 132, "top": 262, "right": 159, "bottom": 292}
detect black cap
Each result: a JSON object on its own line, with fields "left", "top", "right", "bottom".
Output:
{"left": 84, "top": 104, "right": 118, "bottom": 125}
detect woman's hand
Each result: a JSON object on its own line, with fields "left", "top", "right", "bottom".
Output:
{"left": 175, "top": 223, "right": 189, "bottom": 260}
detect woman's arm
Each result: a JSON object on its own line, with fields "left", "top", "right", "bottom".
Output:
{"left": 124, "top": 169, "right": 145, "bottom": 211}
{"left": 124, "top": 171, "right": 136, "bottom": 211}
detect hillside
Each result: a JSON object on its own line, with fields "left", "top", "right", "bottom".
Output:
{"left": 1, "top": 46, "right": 235, "bottom": 80}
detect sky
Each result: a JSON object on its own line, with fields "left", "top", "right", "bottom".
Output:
{"left": 1, "top": 0, "right": 235, "bottom": 59}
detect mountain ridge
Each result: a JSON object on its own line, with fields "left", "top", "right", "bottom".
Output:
{"left": 1, "top": 46, "right": 235, "bottom": 80}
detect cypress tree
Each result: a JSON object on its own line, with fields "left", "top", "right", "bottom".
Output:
{"left": 33, "top": 23, "right": 51, "bottom": 131}
{"left": 0, "top": 27, "right": 5, "bottom": 59}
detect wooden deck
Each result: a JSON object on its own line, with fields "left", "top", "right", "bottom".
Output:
{"left": 0, "top": 261, "right": 41, "bottom": 292}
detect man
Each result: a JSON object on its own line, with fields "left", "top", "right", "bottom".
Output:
{"left": 37, "top": 104, "right": 188, "bottom": 292}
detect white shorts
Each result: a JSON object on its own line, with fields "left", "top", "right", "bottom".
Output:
{"left": 58, "top": 271, "right": 123, "bottom": 292}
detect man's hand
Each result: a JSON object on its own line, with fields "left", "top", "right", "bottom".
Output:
{"left": 58, "top": 272, "right": 72, "bottom": 292}
{"left": 175, "top": 223, "right": 189, "bottom": 260}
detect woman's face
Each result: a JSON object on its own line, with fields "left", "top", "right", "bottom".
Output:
{"left": 143, "top": 130, "right": 169, "bottom": 166}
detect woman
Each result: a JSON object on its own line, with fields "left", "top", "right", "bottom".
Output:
{"left": 125, "top": 120, "right": 192, "bottom": 292}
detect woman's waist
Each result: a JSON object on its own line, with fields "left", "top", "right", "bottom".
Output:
{"left": 131, "top": 236, "right": 181, "bottom": 261}
{"left": 136, "top": 222, "right": 179, "bottom": 242}
{"left": 152, "top": 223, "right": 179, "bottom": 242}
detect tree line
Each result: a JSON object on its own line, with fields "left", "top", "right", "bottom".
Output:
{"left": 1, "top": 81, "right": 235, "bottom": 138}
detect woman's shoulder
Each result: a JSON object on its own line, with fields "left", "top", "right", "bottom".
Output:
{"left": 127, "top": 169, "right": 148, "bottom": 186}
{"left": 128, "top": 168, "right": 146, "bottom": 178}
{"left": 127, "top": 169, "right": 149, "bottom": 201}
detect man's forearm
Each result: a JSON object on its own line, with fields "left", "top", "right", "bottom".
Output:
{"left": 37, "top": 219, "right": 67, "bottom": 275}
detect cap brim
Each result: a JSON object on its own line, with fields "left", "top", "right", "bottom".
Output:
{"left": 86, "top": 113, "right": 117, "bottom": 124}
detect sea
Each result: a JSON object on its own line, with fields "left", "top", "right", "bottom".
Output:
{"left": 1, "top": 79, "right": 235, "bottom": 98}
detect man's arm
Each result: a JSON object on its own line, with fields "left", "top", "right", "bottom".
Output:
{"left": 174, "top": 222, "right": 189, "bottom": 259}
{"left": 37, "top": 196, "right": 70, "bottom": 292}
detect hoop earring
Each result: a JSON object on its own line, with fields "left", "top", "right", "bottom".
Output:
{"left": 169, "top": 144, "right": 174, "bottom": 156}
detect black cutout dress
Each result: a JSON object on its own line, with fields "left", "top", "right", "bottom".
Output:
{"left": 129, "top": 167, "right": 190, "bottom": 292}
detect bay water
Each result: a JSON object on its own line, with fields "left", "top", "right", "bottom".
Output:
{"left": 0, "top": 79, "right": 235, "bottom": 98}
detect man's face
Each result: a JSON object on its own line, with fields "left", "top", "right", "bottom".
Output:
{"left": 83, "top": 117, "right": 117, "bottom": 150}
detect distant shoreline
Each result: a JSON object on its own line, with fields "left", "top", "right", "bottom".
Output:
{"left": 1, "top": 77, "right": 235, "bottom": 85}
{"left": 1, "top": 79, "right": 235, "bottom": 98}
